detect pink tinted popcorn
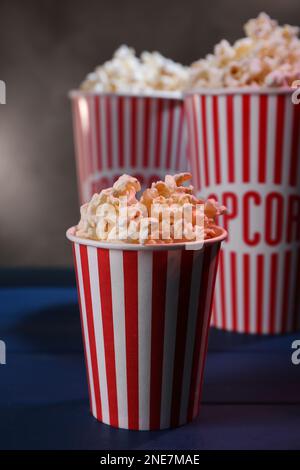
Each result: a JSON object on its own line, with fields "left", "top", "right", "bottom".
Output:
{"left": 75, "top": 173, "right": 226, "bottom": 244}
{"left": 190, "top": 12, "right": 300, "bottom": 88}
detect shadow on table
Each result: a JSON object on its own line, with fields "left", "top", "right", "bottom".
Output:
{"left": 208, "top": 326, "right": 300, "bottom": 352}
{"left": 8, "top": 302, "right": 83, "bottom": 353}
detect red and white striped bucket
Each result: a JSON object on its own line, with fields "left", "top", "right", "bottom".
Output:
{"left": 185, "top": 88, "right": 300, "bottom": 334}
{"left": 70, "top": 91, "right": 187, "bottom": 204}
{"left": 66, "top": 227, "right": 226, "bottom": 430}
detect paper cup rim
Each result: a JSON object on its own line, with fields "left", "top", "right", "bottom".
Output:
{"left": 69, "top": 89, "right": 183, "bottom": 100}
{"left": 66, "top": 225, "right": 227, "bottom": 251}
{"left": 183, "top": 86, "right": 294, "bottom": 97}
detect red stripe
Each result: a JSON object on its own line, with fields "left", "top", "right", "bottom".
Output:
{"left": 256, "top": 254, "right": 264, "bottom": 334}
{"left": 226, "top": 96, "right": 235, "bottom": 183}
{"left": 268, "top": 253, "right": 278, "bottom": 334}
{"left": 131, "top": 97, "right": 137, "bottom": 167}
{"left": 243, "top": 253, "right": 250, "bottom": 333}
{"left": 79, "top": 245, "right": 102, "bottom": 420}
{"left": 123, "top": 251, "right": 139, "bottom": 429}
{"left": 150, "top": 251, "right": 168, "bottom": 429}
{"left": 154, "top": 99, "right": 163, "bottom": 168}
{"left": 72, "top": 244, "right": 93, "bottom": 411}
{"left": 171, "top": 250, "right": 194, "bottom": 427}
{"left": 106, "top": 96, "right": 113, "bottom": 170}
{"left": 192, "top": 97, "right": 201, "bottom": 190}
{"left": 293, "top": 248, "right": 300, "bottom": 331}
{"left": 143, "top": 98, "right": 151, "bottom": 168}
{"left": 118, "top": 97, "right": 124, "bottom": 168}
{"left": 97, "top": 248, "right": 118, "bottom": 427}
{"left": 95, "top": 96, "right": 102, "bottom": 172}
{"left": 242, "top": 95, "right": 250, "bottom": 183}
{"left": 289, "top": 103, "right": 300, "bottom": 186}
{"left": 219, "top": 250, "right": 226, "bottom": 329}
{"left": 165, "top": 100, "right": 174, "bottom": 170}
{"left": 212, "top": 96, "right": 221, "bottom": 184}
{"left": 175, "top": 103, "right": 185, "bottom": 171}
{"left": 274, "top": 96, "right": 285, "bottom": 184}
{"left": 195, "top": 245, "right": 220, "bottom": 415}
{"left": 281, "top": 251, "right": 291, "bottom": 333}
{"left": 258, "top": 95, "right": 268, "bottom": 183}
{"left": 187, "top": 246, "right": 212, "bottom": 421}
{"left": 230, "top": 252, "right": 238, "bottom": 331}
{"left": 201, "top": 96, "right": 210, "bottom": 186}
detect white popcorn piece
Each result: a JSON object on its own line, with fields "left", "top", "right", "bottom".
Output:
{"left": 80, "top": 45, "right": 189, "bottom": 93}
{"left": 190, "top": 13, "right": 300, "bottom": 88}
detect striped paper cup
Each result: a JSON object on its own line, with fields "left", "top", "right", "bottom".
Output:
{"left": 66, "top": 226, "right": 226, "bottom": 430}
{"left": 185, "top": 88, "right": 300, "bottom": 334}
{"left": 69, "top": 90, "right": 187, "bottom": 204}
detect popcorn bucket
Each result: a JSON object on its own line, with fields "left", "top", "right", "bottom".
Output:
{"left": 185, "top": 88, "right": 300, "bottom": 334}
{"left": 69, "top": 91, "right": 187, "bottom": 204}
{"left": 66, "top": 226, "right": 226, "bottom": 430}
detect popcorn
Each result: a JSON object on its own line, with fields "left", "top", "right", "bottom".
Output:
{"left": 189, "top": 13, "right": 300, "bottom": 88}
{"left": 75, "top": 173, "right": 226, "bottom": 244}
{"left": 80, "top": 45, "right": 189, "bottom": 93}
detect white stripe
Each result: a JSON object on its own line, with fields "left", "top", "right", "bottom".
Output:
{"left": 160, "top": 250, "right": 181, "bottom": 428}
{"left": 109, "top": 250, "right": 128, "bottom": 428}
{"left": 187, "top": 98, "right": 198, "bottom": 187}
{"left": 138, "top": 251, "right": 153, "bottom": 430}
{"left": 275, "top": 250, "right": 284, "bottom": 333}
{"left": 72, "top": 100, "right": 85, "bottom": 202}
{"left": 195, "top": 96, "right": 205, "bottom": 189}
{"left": 193, "top": 244, "right": 218, "bottom": 417}
{"left": 206, "top": 96, "right": 216, "bottom": 186}
{"left": 170, "top": 102, "right": 181, "bottom": 170}
{"left": 160, "top": 100, "right": 169, "bottom": 170}
{"left": 179, "top": 250, "right": 204, "bottom": 424}
{"left": 100, "top": 97, "right": 108, "bottom": 170}
{"left": 218, "top": 95, "right": 228, "bottom": 184}
{"left": 250, "top": 95, "right": 259, "bottom": 184}
{"left": 223, "top": 249, "right": 232, "bottom": 331}
{"left": 195, "top": 95, "right": 204, "bottom": 190}
{"left": 124, "top": 97, "right": 131, "bottom": 170}
{"left": 233, "top": 95, "right": 242, "bottom": 183}
{"left": 111, "top": 97, "right": 119, "bottom": 170}
{"left": 148, "top": 99, "right": 158, "bottom": 168}
{"left": 249, "top": 251, "right": 257, "bottom": 333}
{"left": 89, "top": 97, "right": 98, "bottom": 174}
{"left": 263, "top": 253, "right": 271, "bottom": 333}
{"left": 266, "top": 96, "right": 276, "bottom": 184}
{"left": 75, "top": 243, "right": 97, "bottom": 417}
{"left": 180, "top": 113, "right": 188, "bottom": 171}
{"left": 78, "top": 97, "right": 90, "bottom": 191}
{"left": 236, "top": 252, "right": 244, "bottom": 332}
{"left": 137, "top": 98, "right": 145, "bottom": 169}
{"left": 87, "top": 246, "right": 110, "bottom": 424}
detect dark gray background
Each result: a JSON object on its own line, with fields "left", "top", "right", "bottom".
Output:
{"left": 1, "top": 0, "right": 299, "bottom": 266}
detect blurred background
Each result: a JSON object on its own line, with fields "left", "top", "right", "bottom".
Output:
{"left": 1, "top": 0, "right": 299, "bottom": 267}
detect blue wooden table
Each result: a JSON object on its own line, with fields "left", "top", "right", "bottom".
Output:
{"left": 0, "top": 269, "right": 299, "bottom": 450}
